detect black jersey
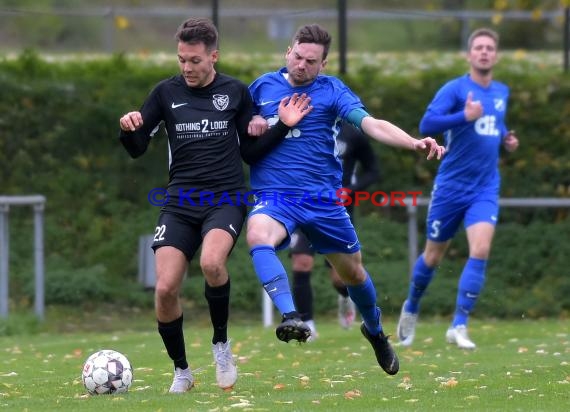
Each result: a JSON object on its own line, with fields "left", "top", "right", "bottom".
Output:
{"left": 121, "top": 73, "right": 253, "bottom": 203}
{"left": 337, "top": 122, "right": 381, "bottom": 192}
{"left": 120, "top": 73, "right": 293, "bottom": 212}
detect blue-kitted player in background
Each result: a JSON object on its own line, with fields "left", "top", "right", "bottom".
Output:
{"left": 397, "top": 27, "right": 519, "bottom": 349}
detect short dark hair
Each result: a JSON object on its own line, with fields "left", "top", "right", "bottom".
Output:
{"left": 467, "top": 28, "right": 499, "bottom": 50}
{"left": 292, "top": 24, "right": 332, "bottom": 60}
{"left": 175, "top": 17, "right": 218, "bottom": 51}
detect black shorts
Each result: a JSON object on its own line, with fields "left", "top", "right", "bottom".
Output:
{"left": 151, "top": 203, "right": 247, "bottom": 261}
{"left": 289, "top": 229, "right": 315, "bottom": 256}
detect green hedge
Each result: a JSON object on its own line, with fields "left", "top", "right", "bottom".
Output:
{"left": 1, "top": 50, "right": 568, "bottom": 319}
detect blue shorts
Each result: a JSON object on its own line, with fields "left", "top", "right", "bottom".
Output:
{"left": 426, "top": 185, "right": 499, "bottom": 242}
{"left": 248, "top": 194, "right": 360, "bottom": 254}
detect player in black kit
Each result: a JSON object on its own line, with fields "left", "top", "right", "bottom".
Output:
{"left": 119, "top": 17, "right": 312, "bottom": 393}
{"left": 289, "top": 121, "right": 381, "bottom": 338}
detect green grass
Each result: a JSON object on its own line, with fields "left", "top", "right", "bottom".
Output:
{"left": 1, "top": 316, "right": 569, "bottom": 411}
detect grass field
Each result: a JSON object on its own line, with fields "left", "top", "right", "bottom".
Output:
{"left": 1, "top": 316, "right": 568, "bottom": 411}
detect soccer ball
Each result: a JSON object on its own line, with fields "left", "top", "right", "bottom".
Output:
{"left": 82, "top": 349, "right": 133, "bottom": 395}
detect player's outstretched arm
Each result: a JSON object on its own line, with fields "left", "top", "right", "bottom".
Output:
{"left": 411, "top": 137, "right": 445, "bottom": 160}
{"left": 361, "top": 116, "right": 445, "bottom": 160}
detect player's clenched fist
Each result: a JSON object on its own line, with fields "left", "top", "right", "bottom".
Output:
{"left": 120, "top": 111, "right": 143, "bottom": 132}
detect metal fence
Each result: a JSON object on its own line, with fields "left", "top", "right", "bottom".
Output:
{"left": 261, "top": 197, "right": 570, "bottom": 327}
{"left": 1, "top": 5, "right": 568, "bottom": 60}
{"left": 130, "top": 196, "right": 570, "bottom": 326}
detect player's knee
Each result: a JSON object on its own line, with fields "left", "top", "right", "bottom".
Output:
{"left": 337, "top": 265, "right": 365, "bottom": 285}
{"left": 292, "top": 254, "right": 314, "bottom": 271}
{"left": 154, "top": 279, "right": 179, "bottom": 302}
{"left": 247, "top": 228, "right": 280, "bottom": 248}
{"left": 469, "top": 244, "right": 491, "bottom": 259}
{"left": 246, "top": 225, "right": 267, "bottom": 246}
{"left": 423, "top": 250, "right": 444, "bottom": 267}
{"left": 200, "top": 260, "right": 226, "bottom": 284}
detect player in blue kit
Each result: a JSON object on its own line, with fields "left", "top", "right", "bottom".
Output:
{"left": 245, "top": 24, "right": 445, "bottom": 375}
{"left": 289, "top": 121, "right": 381, "bottom": 339}
{"left": 396, "top": 28, "right": 519, "bottom": 349}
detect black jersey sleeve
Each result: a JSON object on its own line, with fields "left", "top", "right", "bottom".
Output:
{"left": 342, "top": 123, "right": 381, "bottom": 191}
{"left": 240, "top": 120, "right": 291, "bottom": 165}
{"left": 119, "top": 129, "right": 151, "bottom": 159}
{"left": 119, "top": 85, "right": 164, "bottom": 159}
{"left": 231, "top": 83, "right": 292, "bottom": 165}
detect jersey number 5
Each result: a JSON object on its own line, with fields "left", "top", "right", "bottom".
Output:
{"left": 429, "top": 220, "right": 441, "bottom": 239}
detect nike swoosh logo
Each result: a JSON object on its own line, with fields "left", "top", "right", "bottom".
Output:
{"left": 267, "top": 287, "right": 277, "bottom": 293}
{"left": 347, "top": 240, "right": 358, "bottom": 249}
{"left": 259, "top": 100, "right": 276, "bottom": 106}
{"left": 251, "top": 203, "right": 266, "bottom": 212}
{"left": 171, "top": 102, "right": 188, "bottom": 109}
{"left": 229, "top": 224, "right": 237, "bottom": 235}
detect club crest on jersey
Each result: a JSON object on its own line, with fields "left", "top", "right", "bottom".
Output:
{"left": 494, "top": 98, "right": 505, "bottom": 111}
{"left": 213, "top": 94, "right": 229, "bottom": 111}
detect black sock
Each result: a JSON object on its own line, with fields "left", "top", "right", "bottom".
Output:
{"left": 157, "top": 315, "right": 188, "bottom": 370}
{"left": 292, "top": 271, "right": 313, "bottom": 321}
{"left": 335, "top": 284, "right": 350, "bottom": 298}
{"left": 204, "top": 279, "right": 230, "bottom": 344}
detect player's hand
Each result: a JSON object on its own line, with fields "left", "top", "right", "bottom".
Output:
{"left": 248, "top": 115, "right": 268, "bottom": 137}
{"left": 413, "top": 137, "right": 445, "bottom": 160}
{"left": 503, "top": 130, "right": 519, "bottom": 152}
{"left": 120, "top": 111, "right": 143, "bottom": 131}
{"left": 278, "top": 93, "right": 313, "bottom": 127}
{"left": 464, "top": 91, "right": 483, "bottom": 121}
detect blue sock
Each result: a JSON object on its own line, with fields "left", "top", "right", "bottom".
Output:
{"left": 250, "top": 245, "right": 296, "bottom": 315}
{"left": 347, "top": 271, "right": 382, "bottom": 335}
{"left": 453, "top": 257, "right": 487, "bottom": 327}
{"left": 405, "top": 254, "right": 435, "bottom": 313}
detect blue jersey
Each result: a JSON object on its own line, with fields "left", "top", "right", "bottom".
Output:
{"left": 249, "top": 68, "right": 364, "bottom": 197}
{"left": 420, "top": 74, "right": 509, "bottom": 192}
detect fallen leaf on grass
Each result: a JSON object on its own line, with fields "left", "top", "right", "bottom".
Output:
{"left": 75, "top": 393, "right": 90, "bottom": 399}
{"left": 344, "top": 389, "right": 361, "bottom": 399}
{"left": 7, "top": 346, "right": 22, "bottom": 355}
{"left": 440, "top": 378, "right": 458, "bottom": 388}
{"left": 227, "top": 399, "right": 252, "bottom": 408}
{"left": 273, "top": 383, "right": 286, "bottom": 390}
{"left": 397, "top": 376, "right": 412, "bottom": 390}
{"left": 133, "top": 385, "right": 151, "bottom": 391}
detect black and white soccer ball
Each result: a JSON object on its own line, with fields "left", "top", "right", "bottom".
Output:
{"left": 82, "top": 349, "right": 133, "bottom": 395}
